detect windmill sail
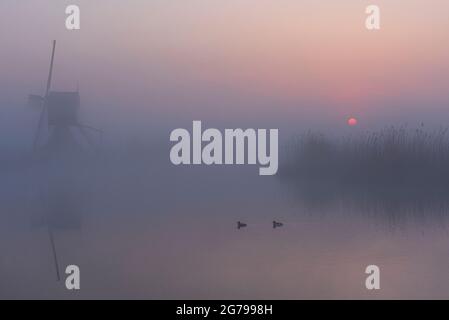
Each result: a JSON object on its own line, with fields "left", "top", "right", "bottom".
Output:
{"left": 33, "top": 40, "right": 56, "bottom": 151}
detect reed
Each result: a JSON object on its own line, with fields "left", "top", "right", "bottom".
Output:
{"left": 280, "top": 126, "right": 449, "bottom": 190}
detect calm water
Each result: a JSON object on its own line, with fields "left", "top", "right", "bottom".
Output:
{"left": 1, "top": 148, "right": 449, "bottom": 299}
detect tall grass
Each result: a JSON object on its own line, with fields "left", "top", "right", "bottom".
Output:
{"left": 281, "top": 126, "right": 449, "bottom": 190}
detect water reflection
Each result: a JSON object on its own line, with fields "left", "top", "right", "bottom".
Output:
{"left": 280, "top": 180, "right": 449, "bottom": 227}
{"left": 1, "top": 143, "right": 449, "bottom": 299}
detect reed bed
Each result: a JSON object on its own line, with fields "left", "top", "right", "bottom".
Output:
{"left": 281, "top": 126, "right": 449, "bottom": 190}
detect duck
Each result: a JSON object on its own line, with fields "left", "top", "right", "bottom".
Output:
{"left": 237, "top": 221, "right": 247, "bottom": 229}
{"left": 273, "top": 220, "right": 283, "bottom": 229}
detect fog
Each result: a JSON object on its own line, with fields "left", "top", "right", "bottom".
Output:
{"left": 2, "top": 0, "right": 449, "bottom": 299}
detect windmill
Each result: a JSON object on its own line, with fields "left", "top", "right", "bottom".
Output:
{"left": 28, "top": 40, "right": 100, "bottom": 281}
{"left": 29, "top": 40, "right": 101, "bottom": 155}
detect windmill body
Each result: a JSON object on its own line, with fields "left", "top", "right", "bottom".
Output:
{"left": 30, "top": 41, "right": 100, "bottom": 155}
{"left": 26, "top": 40, "right": 102, "bottom": 281}
{"left": 45, "top": 91, "right": 81, "bottom": 153}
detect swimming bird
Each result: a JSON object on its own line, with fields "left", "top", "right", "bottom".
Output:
{"left": 273, "top": 221, "right": 283, "bottom": 229}
{"left": 237, "top": 221, "right": 247, "bottom": 229}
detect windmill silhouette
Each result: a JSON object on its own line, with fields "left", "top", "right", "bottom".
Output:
{"left": 28, "top": 41, "right": 100, "bottom": 281}
{"left": 29, "top": 40, "right": 101, "bottom": 155}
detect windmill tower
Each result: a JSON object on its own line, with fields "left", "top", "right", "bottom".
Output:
{"left": 29, "top": 40, "right": 101, "bottom": 155}
{"left": 27, "top": 41, "right": 98, "bottom": 281}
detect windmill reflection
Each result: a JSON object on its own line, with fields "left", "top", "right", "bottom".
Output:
{"left": 28, "top": 40, "right": 101, "bottom": 280}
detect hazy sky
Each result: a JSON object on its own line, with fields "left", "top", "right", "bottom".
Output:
{"left": 1, "top": 0, "right": 449, "bottom": 142}
{"left": 2, "top": 1, "right": 449, "bottom": 299}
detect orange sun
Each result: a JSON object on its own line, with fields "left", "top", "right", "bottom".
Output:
{"left": 347, "top": 117, "right": 358, "bottom": 126}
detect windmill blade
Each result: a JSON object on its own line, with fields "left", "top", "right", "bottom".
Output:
{"left": 47, "top": 227, "right": 61, "bottom": 281}
{"left": 76, "top": 123, "right": 103, "bottom": 134}
{"left": 77, "top": 125, "right": 98, "bottom": 150}
{"left": 32, "top": 101, "right": 47, "bottom": 151}
{"left": 45, "top": 40, "right": 57, "bottom": 97}
{"left": 75, "top": 123, "right": 103, "bottom": 150}
{"left": 33, "top": 40, "right": 56, "bottom": 151}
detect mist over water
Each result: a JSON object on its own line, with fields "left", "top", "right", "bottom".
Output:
{"left": 2, "top": 0, "right": 449, "bottom": 299}
{"left": 1, "top": 126, "right": 449, "bottom": 299}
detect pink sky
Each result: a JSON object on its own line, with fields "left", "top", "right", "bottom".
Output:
{"left": 1, "top": 0, "right": 449, "bottom": 130}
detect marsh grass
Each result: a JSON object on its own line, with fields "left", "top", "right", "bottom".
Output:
{"left": 279, "top": 126, "right": 449, "bottom": 219}
{"left": 281, "top": 126, "right": 449, "bottom": 190}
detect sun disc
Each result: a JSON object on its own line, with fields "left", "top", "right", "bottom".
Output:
{"left": 347, "top": 117, "right": 358, "bottom": 126}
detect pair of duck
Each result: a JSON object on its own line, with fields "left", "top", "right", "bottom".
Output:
{"left": 237, "top": 221, "right": 283, "bottom": 229}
